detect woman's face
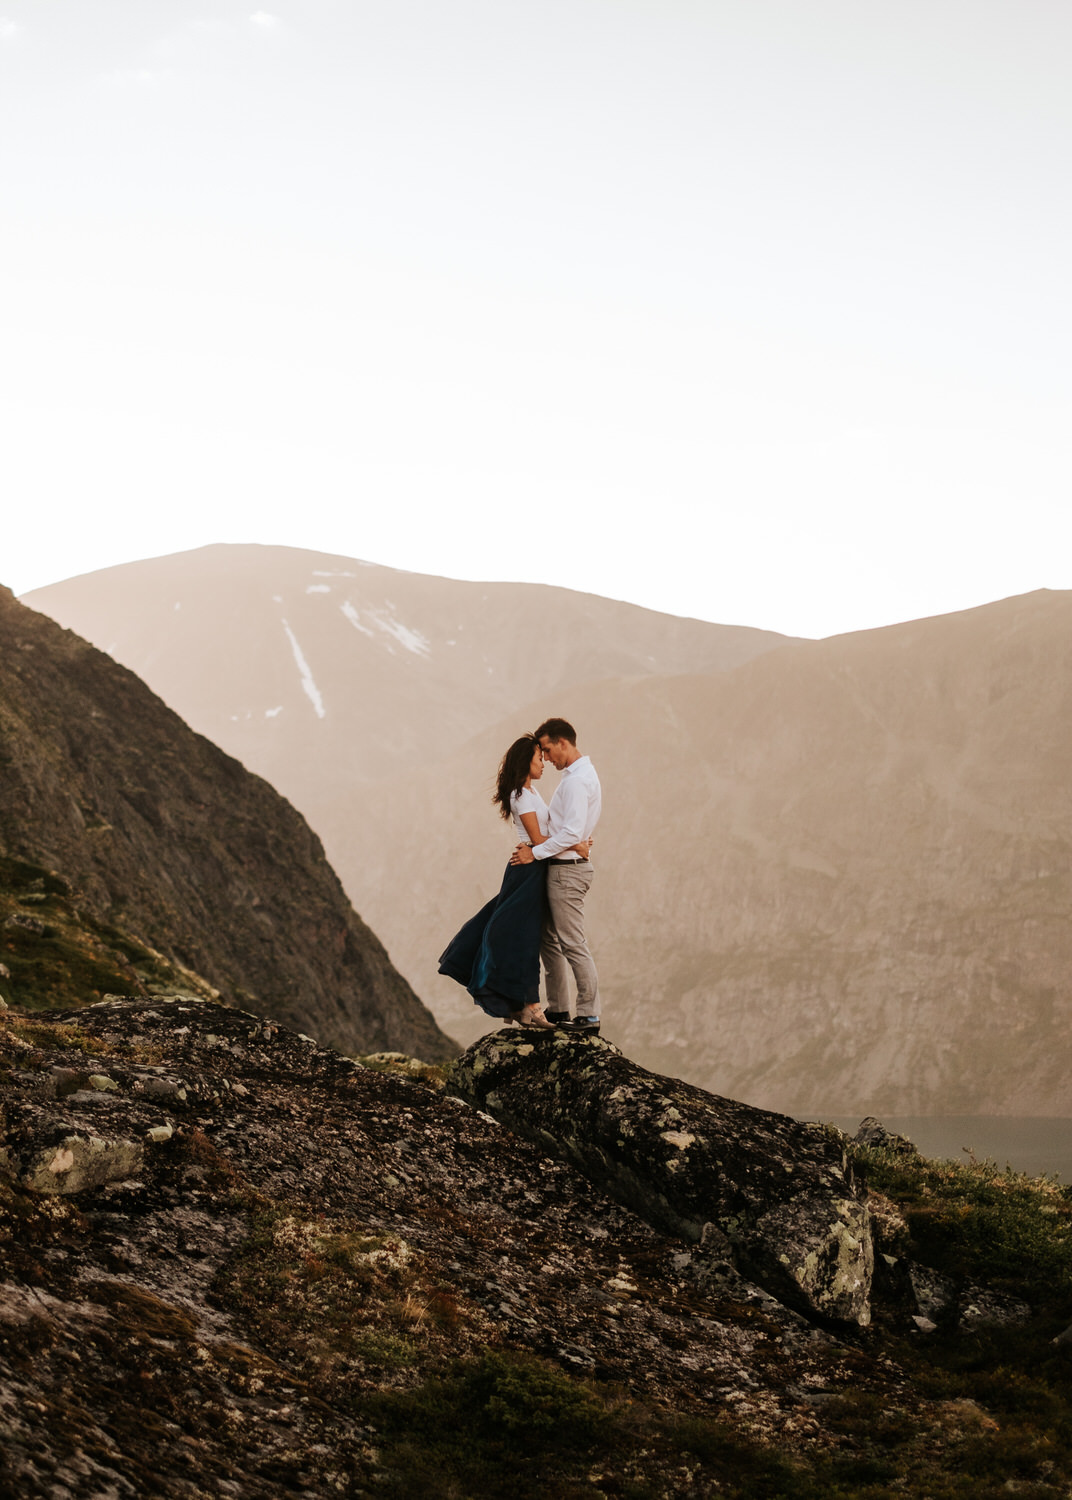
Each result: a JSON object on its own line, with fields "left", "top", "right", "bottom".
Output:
{"left": 529, "top": 745, "right": 544, "bottom": 780}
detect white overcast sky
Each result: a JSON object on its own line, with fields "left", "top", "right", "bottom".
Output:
{"left": 2, "top": 1, "right": 1070, "bottom": 637}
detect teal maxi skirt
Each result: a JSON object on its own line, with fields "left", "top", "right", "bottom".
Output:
{"left": 438, "top": 860, "right": 548, "bottom": 1019}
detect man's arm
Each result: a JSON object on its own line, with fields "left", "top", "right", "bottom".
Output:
{"left": 531, "top": 777, "right": 587, "bottom": 860}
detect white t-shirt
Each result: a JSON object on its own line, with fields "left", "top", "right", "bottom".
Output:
{"left": 510, "top": 785, "right": 550, "bottom": 844}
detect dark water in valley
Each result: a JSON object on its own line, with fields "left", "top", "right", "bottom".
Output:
{"left": 806, "top": 1116, "right": 1072, "bottom": 1183}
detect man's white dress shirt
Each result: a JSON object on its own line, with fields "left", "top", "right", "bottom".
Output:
{"left": 532, "top": 755, "right": 601, "bottom": 861}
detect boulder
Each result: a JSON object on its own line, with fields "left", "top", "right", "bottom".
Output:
{"left": 854, "top": 1116, "right": 918, "bottom": 1155}
{"left": 958, "top": 1286, "right": 1031, "bottom": 1332}
{"left": 21, "top": 1131, "right": 145, "bottom": 1194}
{"left": 452, "top": 1030, "right": 874, "bottom": 1325}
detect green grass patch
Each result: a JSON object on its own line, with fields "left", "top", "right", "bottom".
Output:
{"left": 352, "top": 1330, "right": 421, "bottom": 1371}
{"left": 813, "top": 1141, "right": 1072, "bottom": 1496}
{"left": 365, "top": 1353, "right": 829, "bottom": 1499}
{"left": 2, "top": 1016, "right": 110, "bottom": 1055}
{"left": 365, "top": 1349, "right": 604, "bottom": 1499}
{"left": 353, "top": 1052, "right": 449, "bottom": 1089}
{"left": 852, "top": 1144, "right": 1072, "bottom": 1307}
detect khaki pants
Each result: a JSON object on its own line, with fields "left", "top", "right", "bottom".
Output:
{"left": 541, "top": 862, "right": 598, "bottom": 1018}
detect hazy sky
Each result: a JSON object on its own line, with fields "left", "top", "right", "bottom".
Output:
{"left": 3, "top": 1, "right": 1069, "bottom": 637}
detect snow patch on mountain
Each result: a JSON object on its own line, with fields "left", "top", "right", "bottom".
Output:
{"left": 281, "top": 619, "right": 326, "bottom": 718}
{"left": 339, "top": 601, "right": 430, "bottom": 656}
{"left": 367, "top": 605, "right": 431, "bottom": 657}
{"left": 340, "top": 601, "right": 374, "bottom": 638}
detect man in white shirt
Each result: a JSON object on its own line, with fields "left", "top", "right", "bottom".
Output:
{"left": 510, "top": 717, "right": 602, "bottom": 1034}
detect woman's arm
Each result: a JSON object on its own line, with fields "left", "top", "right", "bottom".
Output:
{"left": 518, "top": 812, "right": 591, "bottom": 858}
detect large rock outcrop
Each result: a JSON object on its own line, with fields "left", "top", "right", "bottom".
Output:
{"left": 0, "top": 586, "right": 454, "bottom": 1060}
{"left": 452, "top": 1029, "right": 874, "bottom": 1325}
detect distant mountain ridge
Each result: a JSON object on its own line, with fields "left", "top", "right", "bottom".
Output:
{"left": 23, "top": 543, "right": 790, "bottom": 800}
{"left": 0, "top": 586, "right": 454, "bottom": 1059}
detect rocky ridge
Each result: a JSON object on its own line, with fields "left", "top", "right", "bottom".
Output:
{"left": 0, "top": 586, "right": 452, "bottom": 1061}
{"left": 3, "top": 997, "right": 1065, "bottom": 1498}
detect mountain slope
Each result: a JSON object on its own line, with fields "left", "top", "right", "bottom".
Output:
{"left": 0, "top": 587, "right": 454, "bottom": 1059}
{"left": 344, "top": 590, "right": 1072, "bottom": 1114}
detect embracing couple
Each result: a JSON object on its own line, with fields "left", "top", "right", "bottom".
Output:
{"left": 438, "top": 717, "right": 602, "bottom": 1036}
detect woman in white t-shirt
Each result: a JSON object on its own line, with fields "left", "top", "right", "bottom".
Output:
{"left": 438, "top": 734, "right": 591, "bottom": 1028}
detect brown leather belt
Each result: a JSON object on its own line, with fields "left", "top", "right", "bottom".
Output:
{"left": 546, "top": 858, "right": 590, "bottom": 866}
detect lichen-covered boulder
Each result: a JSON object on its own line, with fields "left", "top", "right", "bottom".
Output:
{"left": 20, "top": 1131, "right": 145, "bottom": 1194}
{"left": 854, "top": 1116, "right": 918, "bottom": 1155}
{"left": 452, "top": 1030, "right": 874, "bottom": 1325}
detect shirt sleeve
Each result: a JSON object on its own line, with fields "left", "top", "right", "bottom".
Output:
{"left": 532, "top": 776, "right": 586, "bottom": 859}
{"left": 513, "top": 788, "right": 540, "bottom": 816}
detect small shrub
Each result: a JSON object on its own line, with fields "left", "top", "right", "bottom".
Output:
{"left": 364, "top": 1349, "right": 606, "bottom": 1498}
{"left": 471, "top": 1349, "right": 603, "bottom": 1440}
{"left": 353, "top": 1330, "right": 419, "bottom": 1371}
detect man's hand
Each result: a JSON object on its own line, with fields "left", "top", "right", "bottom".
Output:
{"left": 510, "top": 843, "right": 536, "bottom": 866}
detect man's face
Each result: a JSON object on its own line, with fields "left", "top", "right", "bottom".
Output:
{"left": 538, "top": 735, "right": 570, "bottom": 771}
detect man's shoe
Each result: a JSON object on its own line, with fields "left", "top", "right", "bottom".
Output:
{"left": 559, "top": 1016, "right": 600, "bottom": 1036}
{"left": 544, "top": 1010, "right": 571, "bottom": 1026}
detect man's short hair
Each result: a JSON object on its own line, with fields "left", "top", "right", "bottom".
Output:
{"left": 534, "top": 717, "right": 576, "bottom": 746}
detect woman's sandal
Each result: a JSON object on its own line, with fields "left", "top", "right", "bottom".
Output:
{"left": 517, "top": 1004, "right": 554, "bottom": 1029}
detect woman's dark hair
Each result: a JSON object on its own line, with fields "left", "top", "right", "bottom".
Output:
{"left": 493, "top": 735, "right": 538, "bottom": 821}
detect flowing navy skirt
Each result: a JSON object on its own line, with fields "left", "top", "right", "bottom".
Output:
{"left": 438, "top": 860, "right": 548, "bottom": 1018}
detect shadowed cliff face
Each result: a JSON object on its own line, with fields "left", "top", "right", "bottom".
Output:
{"left": 0, "top": 588, "right": 454, "bottom": 1060}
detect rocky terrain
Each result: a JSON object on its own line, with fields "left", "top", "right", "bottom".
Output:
{"left": 25, "top": 552, "right": 1072, "bottom": 1116}
{"left": 0, "top": 587, "right": 452, "bottom": 1061}
{"left": 3, "top": 996, "right": 1071, "bottom": 1498}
